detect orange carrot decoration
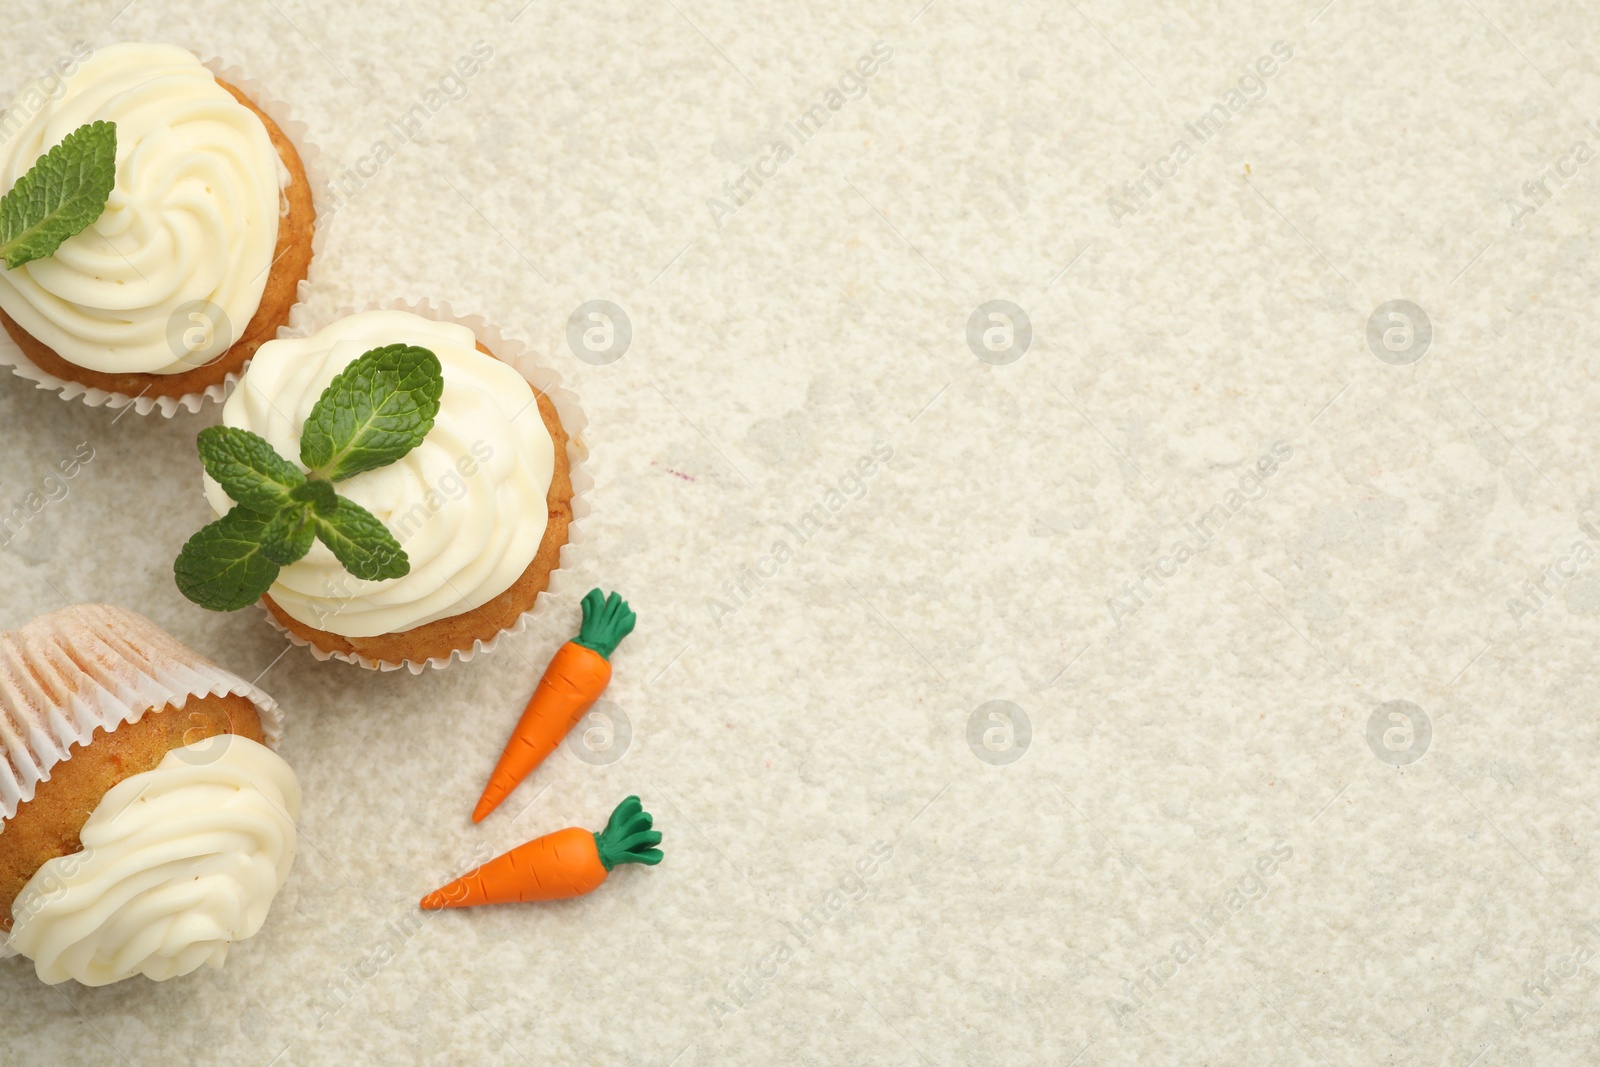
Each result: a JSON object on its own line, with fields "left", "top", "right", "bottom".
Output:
{"left": 472, "top": 589, "right": 636, "bottom": 823}
{"left": 421, "top": 795, "right": 662, "bottom": 909}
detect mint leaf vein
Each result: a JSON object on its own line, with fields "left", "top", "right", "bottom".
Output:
{"left": 313, "top": 497, "right": 409, "bottom": 581}
{"left": 0, "top": 120, "right": 117, "bottom": 270}
{"left": 173, "top": 506, "right": 281, "bottom": 612}
{"left": 198, "top": 426, "right": 306, "bottom": 513}
{"left": 300, "top": 344, "right": 443, "bottom": 482}
{"left": 260, "top": 503, "right": 317, "bottom": 567}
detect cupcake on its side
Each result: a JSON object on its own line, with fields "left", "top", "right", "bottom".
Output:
{"left": 0, "top": 42, "right": 314, "bottom": 409}
{"left": 0, "top": 604, "right": 299, "bottom": 986}
{"left": 179, "top": 309, "right": 575, "bottom": 669}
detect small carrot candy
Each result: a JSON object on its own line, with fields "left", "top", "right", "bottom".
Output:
{"left": 420, "top": 795, "right": 662, "bottom": 909}
{"left": 472, "top": 589, "right": 636, "bottom": 823}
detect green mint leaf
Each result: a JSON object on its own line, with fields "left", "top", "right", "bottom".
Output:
{"left": 300, "top": 344, "right": 443, "bottom": 482}
{"left": 173, "top": 506, "right": 281, "bottom": 612}
{"left": 260, "top": 502, "right": 317, "bottom": 566}
{"left": 313, "top": 495, "right": 408, "bottom": 581}
{"left": 0, "top": 120, "right": 117, "bottom": 269}
{"left": 197, "top": 426, "right": 306, "bottom": 513}
{"left": 289, "top": 478, "right": 338, "bottom": 515}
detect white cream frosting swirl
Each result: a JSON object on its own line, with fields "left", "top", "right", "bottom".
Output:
{"left": 0, "top": 42, "right": 284, "bottom": 374}
{"left": 206, "top": 310, "right": 555, "bottom": 638}
{"left": 8, "top": 736, "right": 299, "bottom": 986}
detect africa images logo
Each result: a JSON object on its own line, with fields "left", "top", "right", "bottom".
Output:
{"left": 1106, "top": 40, "right": 1295, "bottom": 228}
{"left": 706, "top": 41, "right": 893, "bottom": 228}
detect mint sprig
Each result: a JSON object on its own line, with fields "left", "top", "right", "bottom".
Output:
{"left": 175, "top": 344, "right": 444, "bottom": 612}
{"left": 197, "top": 427, "right": 306, "bottom": 513}
{"left": 174, "top": 507, "right": 280, "bottom": 613}
{"left": 313, "top": 497, "right": 409, "bottom": 581}
{"left": 259, "top": 501, "right": 317, "bottom": 567}
{"left": 301, "top": 344, "right": 444, "bottom": 481}
{"left": 0, "top": 120, "right": 117, "bottom": 270}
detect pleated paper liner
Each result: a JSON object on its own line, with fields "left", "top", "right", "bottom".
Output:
{"left": 0, "top": 46, "right": 328, "bottom": 417}
{"left": 0, "top": 603, "right": 284, "bottom": 959}
{"left": 254, "top": 298, "right": 591, "bottom": 674}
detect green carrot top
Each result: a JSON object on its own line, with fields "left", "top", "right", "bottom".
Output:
{"left": 593, "top": 795, "right": 663, "bottom": 872}
{"left": 571, "top": 588, "right": 636, "bottom": 659}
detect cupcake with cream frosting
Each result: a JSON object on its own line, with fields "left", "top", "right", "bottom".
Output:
{"left": 0, "top": 604, "right": 299, "bottom": 986}
{"left": 181, "top": 308, "right": 576, "bottom": 669}
{"left": 0, "top": 42, "right": 314, "bottom": 412}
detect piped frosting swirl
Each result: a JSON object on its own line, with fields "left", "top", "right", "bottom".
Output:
{"left": 0, "top": 42, "right": 284, "bottom": 374}
{"left": 8, "top": 736, "right": 299, "bottom": 986}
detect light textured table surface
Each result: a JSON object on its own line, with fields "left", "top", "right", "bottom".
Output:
{"left": 2, "top": 1, "right": 1598, "bottom": 1064}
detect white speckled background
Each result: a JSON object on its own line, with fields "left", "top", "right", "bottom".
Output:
{"left": 2, "top": 0, "right": 1598, "bottom": 1064}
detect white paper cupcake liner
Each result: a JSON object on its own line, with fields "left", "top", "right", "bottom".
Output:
{"left": 0, "top": 45, "right": 327, "bottom": 417}
{"left": 0, "top": 603, "right": 285, "bottom": 959}
{"left": 254, "top": 297, "right": 592, "bottom": 674}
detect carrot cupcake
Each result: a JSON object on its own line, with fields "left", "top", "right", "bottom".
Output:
{"left": 0, "top": 604, "right": 298, "bottom": 986}
{"left": 178, "top": 309, "right": 575, "bottom": 669}
{"left": 0, "top": 42, "right": 314, "bottom": 410}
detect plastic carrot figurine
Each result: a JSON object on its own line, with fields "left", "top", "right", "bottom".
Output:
{"left": 421, "top": 795, "right": 662, "bottom": 909}
{"left": 473, "top": 589, "right": 636, "bottom": 823}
